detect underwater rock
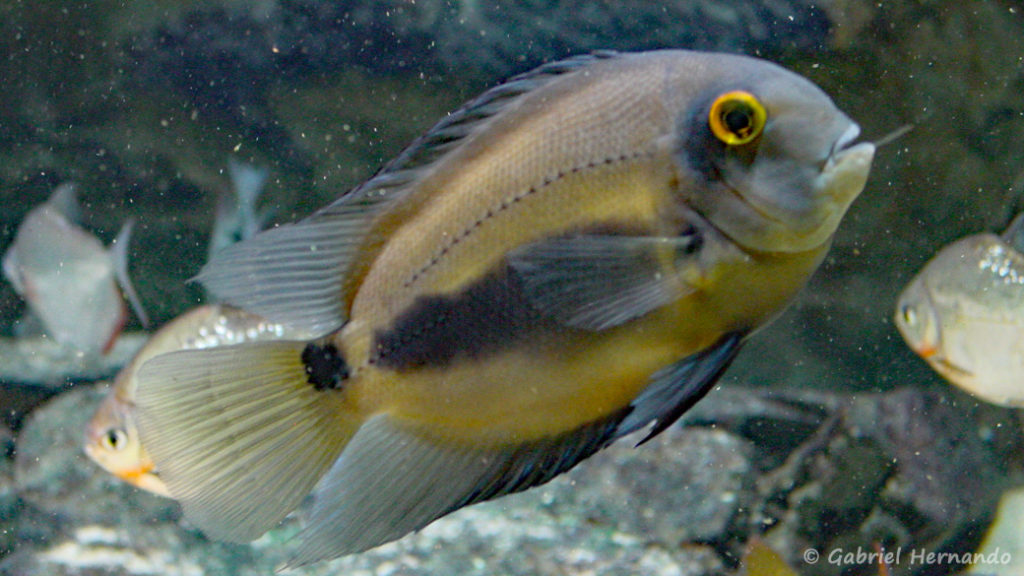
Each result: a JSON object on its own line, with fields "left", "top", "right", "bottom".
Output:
{"left": 541, "top": 426, "right": 756, "bottom": 547}
{"left": 690, "top": 386, "right": 1012, "bottom": 575}
{"left": 1, "top": 373, "right": 1013, "bottom": 576}
{"left": 12, "top": 386, "right": 180, "bottom": 530}
{"left": 1, "top": 381, "right": 745, "bottom": 575}
{"left": 0, "top": 334, "right": 146, "bottom": 391}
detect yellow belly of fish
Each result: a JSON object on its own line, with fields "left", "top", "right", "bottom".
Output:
{"left": 345, "top": 246, "right": 823, "bottom": 448}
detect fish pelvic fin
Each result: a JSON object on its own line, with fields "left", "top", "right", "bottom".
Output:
{"left": 619, "top": 331, "right": 746, "bottom": 445}
{"left": 134, "top": 340, "right": 359, "bottom": 543}
{"left": 284, "top": 410, "right": 627, "bottom": 568}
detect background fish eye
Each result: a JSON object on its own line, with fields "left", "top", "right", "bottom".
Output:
{"left": 900, "top": 304, "right": 917, "bottom": 325}
{"left": 103, "top": 428, "right": 128, "bottom": 451}
{"left": 708, "top": 91, "right": 766, "bottom": 146}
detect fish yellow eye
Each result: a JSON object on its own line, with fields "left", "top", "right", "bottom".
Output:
{"left": 103, "top": 428, "right": 128, "bottom": 451}
{"left": 709, "top": 91, "right": 766, "bottom": 146}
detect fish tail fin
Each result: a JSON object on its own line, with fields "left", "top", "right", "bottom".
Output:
{"left": 134, "top": 340, "right": 361, "bottom": 542}
{"left": 226, "top": 158, "right": 268, "bottom": 234}
{"left": 110, "top": 218, "right": 150, "bottom": 329}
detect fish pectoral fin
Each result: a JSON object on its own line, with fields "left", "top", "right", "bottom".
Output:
{"left": 285, "top": 411, "right": 626, "bottom": 568}
{"left": 617, "top": 331, "right": 746, "bottom": 445}
{"left": 507, "top": 233, "right": 701, "bottom": 331}
{"left": 47, "top": 182, "right": 82, "bottom": 223}
{"left": 134, "top": 340, "right": 357, "bottom": 543}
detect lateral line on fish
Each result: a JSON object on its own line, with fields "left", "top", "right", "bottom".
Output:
{"left": 402, "top": 149, "right": 658, "bottom": 290}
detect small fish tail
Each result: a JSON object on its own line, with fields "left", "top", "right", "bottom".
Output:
{"left": 111, "top": 218, "right": 150, "bottom": 329}
{"left": 135, "top": 339, "right": 362, "bottom": 543}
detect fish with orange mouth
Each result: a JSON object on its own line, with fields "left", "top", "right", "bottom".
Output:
{"left": 133, "top": 50, "right": 875, "bottom": 567}
{"left": 84, "top": 304, "right": 310, "bottom": 495}
{"left": 895, "top": 212, "right": 1024, "bottom": 407}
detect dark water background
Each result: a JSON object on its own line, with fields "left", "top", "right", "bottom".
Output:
{"left": 0, "top": 1, "right": 1022, "bottom": 575}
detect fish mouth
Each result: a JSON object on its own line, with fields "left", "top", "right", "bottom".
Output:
{"left": 917, "top": 346, "right": 975, "bottom": 379}
{"left": 824, "top": 123, "right": 875, "bottom": 176}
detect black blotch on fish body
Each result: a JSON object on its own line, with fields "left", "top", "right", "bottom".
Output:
{"left": 372, "top": 265, "right": 556, "bottom": 370}
{"left": 302, "top": 343, "right": 349, "bottom": 391}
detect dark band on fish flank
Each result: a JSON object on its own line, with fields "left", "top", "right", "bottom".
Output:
{"left": 301, "top": 343, "right": 349, "bottom": 391}
{"left": 374, "top": 264, "right": 556, "bottom": 370}
{"left": 402, "top": 150, "right": 658, "bottom": 290}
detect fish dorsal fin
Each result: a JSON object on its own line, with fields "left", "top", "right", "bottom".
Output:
{"left": 1002, "top": 212, "right": 1024, "bottom": 253}
{"left": 46, "top": 182, "right": 82, "bottom": 224}
{"left": 198, "top": 53, "right": 621, "bottom": 336}
{"left": 285, "top": 410, "right": 625, "bottom": 568}
{"left": 617, "top": 332, "right": 745, "bottom": 444}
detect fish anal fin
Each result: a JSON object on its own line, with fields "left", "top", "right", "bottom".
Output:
{"left": 286, "top": 410, "right": 627, "bottom": 567}
{"left": 135, "top": 340, "right": 358, "bottom": 543}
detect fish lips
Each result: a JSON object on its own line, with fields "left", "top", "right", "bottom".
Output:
{"left": 719, "top": 120, "right": 876, "bottom": 253}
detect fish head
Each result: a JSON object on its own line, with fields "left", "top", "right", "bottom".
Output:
{"left": 672, "top": 54, "right": 875, "bottom": 253}
{"left": 83, "top": 391, "right": 171, "bottom": 497}
{"left": 894, "top": 274, "right": 944, "bottom": 363}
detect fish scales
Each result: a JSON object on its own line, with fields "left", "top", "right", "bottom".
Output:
{"left": 133, "top": 50, "right": 875, "bottom": 565}
{"left": 354, "top": 56, "right": 676, "bottom": 319}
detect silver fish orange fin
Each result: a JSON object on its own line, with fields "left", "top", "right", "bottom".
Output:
{"left": 507, "top": 233, "right": 702, "bottom": 331}
{"left": 617, "top": 332, "right": 745, "bottom": 445}
{"left": 284, "top": 411, "right": 625, "bottom": 568}
{"left": 110, "top": 219, "right": 150, "bottom": 329}
{"left": 1002, "top": 212, "right": 1024, "bottom": 253}
{"left": 134, "top": 341, "right": 357, "bottom": 543}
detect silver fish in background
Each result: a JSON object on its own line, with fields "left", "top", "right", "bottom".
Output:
{"left": 895, "top": 213, "right": 1024, "bottom": 407}
{"left": 83, "top": 304, "right": 312, "bottom": 496}
{"left": 208, "top": 159, "right": 270, "bottom": 260}
{"left": 2, "top": 183, "right": 149, "bottom": 356}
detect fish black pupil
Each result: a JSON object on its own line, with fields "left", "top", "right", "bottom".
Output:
{"left": 106, "top": 429, "right": 123, "bottom": 449}
{"left": 301, "top": 343, "right": 349, "bottom": 391}
{"left": 724, "top": 106, "right": 752, "bottom": 137}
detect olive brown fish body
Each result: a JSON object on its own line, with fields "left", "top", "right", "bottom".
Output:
{"left": 84, "top": 304, "right": 310, "bottom": 496}
{"left": 895, "top": 214, "right": 1024, "bottom": 406}
{"left": 134, "top": 50, "right": 874, "bottom": 566}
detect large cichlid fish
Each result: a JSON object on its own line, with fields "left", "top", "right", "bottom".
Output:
{"left": 135, "top": 50, "right": 875, "bottom": 566}
{"left": 895, "top": 213, "right": 1024, "bottom": 407}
